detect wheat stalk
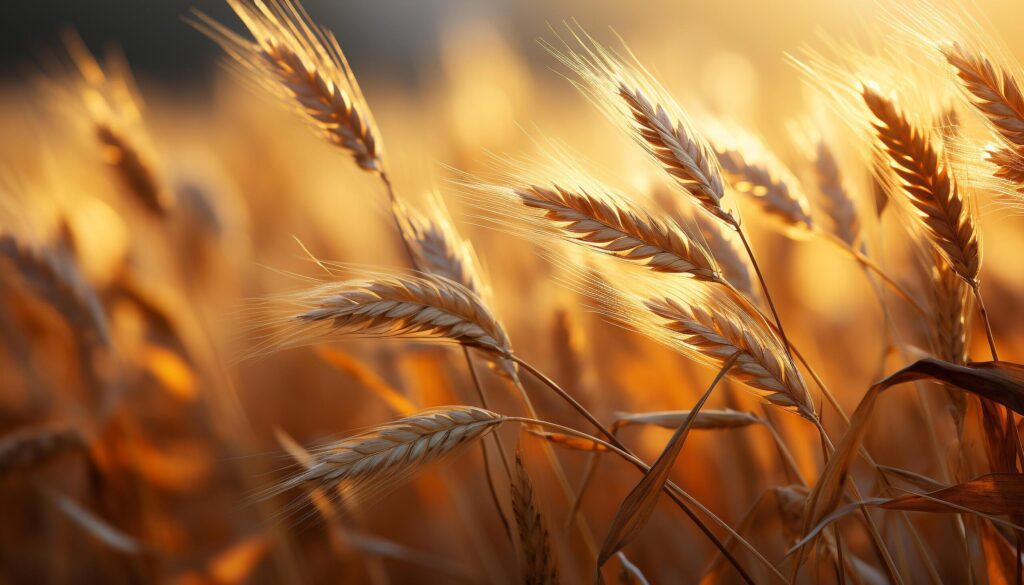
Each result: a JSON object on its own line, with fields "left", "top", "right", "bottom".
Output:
{"left": 273, "top": 407, "right": 503, "bottom": 500}
{"left": 513, "top": 184, "right": 721, "bottom": 280}
{"left": 512, "top": 449, "right": 559, "bottom": 585}
{"left": 862, "top": 84, "right": 980, "bottom": 284}
{"left": 613, "top": 409, "right": 760, "bottom": 431}
{"left": 644, "top": 293, "right": 814, "bottom": 419}
{"left": 196, "top": 0, "right": 381, "bottom": 172}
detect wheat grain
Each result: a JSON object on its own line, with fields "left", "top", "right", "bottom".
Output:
{"left": 196, "top": 0, "right": 381, "bottom": 172}
{"left": 512, "top": 449, "right": 559, "bottom": 585}
{"left": 862, "top": 84, "right": 980, "bottom": 284}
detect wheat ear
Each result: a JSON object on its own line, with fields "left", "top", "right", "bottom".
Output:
{"left": 547, "top": 31, "right": 732, "bottom": 224}
{"left": 862, "top": 84, "right": 980, "bottom": 284}
{"left": 617, "top": 85, "right": 731, "bottom": 223}
{"left": 813, "top": 140, "right": 860, "bottom": 247}
{"left": 0, "top": 234, "right": 109, "bottom": 347}
{"left": 644, "top": 293, "right": 815, "bottom": 419}
{"left": 0, "top": 425, "right": 86, "bottom": 477}
{"left": 62, "top": 32, "right": 170, "bottom": 215}
{"left": 942, "top": 43, "right": 1024, "bottom": 154}
{"left": 512, "top": 449, "right": 559, "bottom": 585}
{"left": 712, "top": 139, "right": 814, "bottom": 230}
{"left": 272, "top": 407, "right": 503, "bottom": 501}
{"left": 278, "top": 274, "right": 513, "bottom": 358}
{"left": 513, "top": 184, "right": 721, "bottom": 280}
{"left": 196, "top": 0, "right": 381, "bottom": 172}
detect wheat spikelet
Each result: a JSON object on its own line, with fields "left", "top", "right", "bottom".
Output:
{"left": 273, "top": 407, "right": 503, "bottom": 500}
{"left": 942, "top": 43, "right": 1024, "bottom": 153}
{"left": 643, "top": 291, "right": 814, "bottom": 419}
{"left": 0, "top": 234, "right": 109, "bottom": 347}
{"left": 512, "top": 449, "right": 559, "bottom": 585}
{"left": 514, "top": 184, "right": 721, "bottom": 280}
{"left": 197, "top": 0, "right": 381, "bottom": 172}
{"left": 253, "top": 273, "right": 513, "bottom": 359}
{"left": 813, "top": 140, "right": 861, "bottom": 246}
{"left": 712, "top": 136, "right": 813, "bottom": 230}
{"left": 0, "top": 425, "right": 86, "bottom": 477}
{"left": 613, "top": 409, "right": 760, "bottom": 431}
{"left": 862, "top": 84, "right": 980, "bottom": 283}
{"left": 548, "top": 30, "right": 732, "bottom": 224}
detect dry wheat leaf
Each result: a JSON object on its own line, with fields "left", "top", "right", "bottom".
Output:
{"left": 878, "top": 474, "right": 1024, "bottom": 516}
{"left": 596, "top": 353, "right": 739, "bottom": 578}
{"left": 798, "top": 358, "right": 1024, "bottom": 567}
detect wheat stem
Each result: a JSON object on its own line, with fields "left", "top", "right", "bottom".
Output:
{"left": 506, "top": 416, "right": 783, "bottom": 585}
{"left": 814, "top": 228, "right": 929, "bottom": 318}
{"left": 463, "top": 347, "right": 513, "bottom": 543}
{"left": 509, "top": 356, "right": 789, "bottom": 584}
{"left": 970, "top": 284, "right": 999, "bottom": 361}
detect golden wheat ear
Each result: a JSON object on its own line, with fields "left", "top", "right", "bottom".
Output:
{"left": 244, "top": 272, "right": 514, "bottom": 362}
{"left": 861, "top": 84, "right": 980, "bottom": 285}
{"left": 547, "top": 28, "right": 733, "bottom": 225}
{"left": 511, "top": 448, "right": 559, "bottom": 585}
{"left": 267, "top": 407, "right": 504, "bottom": 503}
{"left": 194, "top": 0, "right": 382, "bottom": 172}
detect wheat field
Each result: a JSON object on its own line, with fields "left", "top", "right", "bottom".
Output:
{"left": 2, "top": 0, "right": 1024, "bottom": 583}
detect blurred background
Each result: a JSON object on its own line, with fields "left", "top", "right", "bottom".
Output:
{"left": 2, "top": 0, "right": 1024, "bottom": 584}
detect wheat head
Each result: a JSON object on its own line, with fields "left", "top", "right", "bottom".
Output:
{"left": 274, "top": 407, "right": 503, "bottom": 501}
{"left": 813, "top": 140, "right": 861, "bottom": 247}
{"left": 514, "top": 184, "right": 721, "bottom": 280}
{"left": 862, "top": 84, "right": 980, "bottom": 284}
{"left": 643, "top": 291, "right": 814, "bottom": 419}
{"left": 0, "top": 425, "right": 86, "bottom": 477}
{"left": 197, "top": 0, "right": 381, "bottom": 172}
{"left": 713, "top": 138, "right": 814, "bottom": 230}
{"left": 512, "top": 449, "right": 559, "bottom": 585}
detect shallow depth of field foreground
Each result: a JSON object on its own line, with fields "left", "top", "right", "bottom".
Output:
{"left": 4, "top": 0, "right": 1024, "bottom": 583}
